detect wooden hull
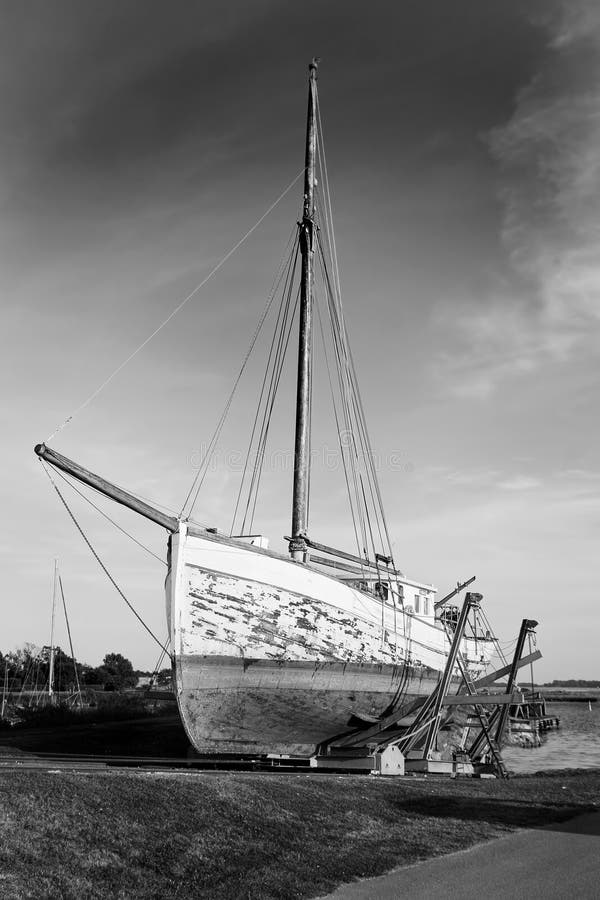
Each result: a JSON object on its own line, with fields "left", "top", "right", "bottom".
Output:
{"left": 167, "top": 524, "right": 489, "bottom": 756}
{"left": 175, "top": 656, "right": 443, "bottom": 755}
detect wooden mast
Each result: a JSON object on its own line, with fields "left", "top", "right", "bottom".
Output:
{"left": 290, "top": 58, "right": 318, "bottom": 561}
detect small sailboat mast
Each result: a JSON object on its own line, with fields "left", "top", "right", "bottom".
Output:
{"left": 48, "top": 558, "right": 58, "bottom": 701}
{"left": 290, "top": 58, "right": 318, "bottom": 561}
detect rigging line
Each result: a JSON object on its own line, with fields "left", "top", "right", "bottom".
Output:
{"left": 243, "top": 278, "right": 299, "bottom": 534}
{"left": 246, "top": 271, "right": 300, "bottom": 524}
{"left": 230, "top": 236, "right": 299, "bottom": 533}
{"left": 322, "top": 251, "right": 389, "bottom": 558}
{"left": 149, "top": 641, "right": 171, "bottom": 686}
{"left": 40, "top": 460, "right": 170, "bottom": 657}
{"left": 239, "top": 244, "right": 300, "bottom": 533}
{"left": 315, "top": 179, "right": 391, "bottom": 561}
{"left": 50, "top": 465, "right": 167, "bottom": 566}
{"left": 316, "top": 158, "right": 390, "bottom": 560}
{"left": 317, "top": 235, "right": 369, "bottom": 554}
{"left": 315, "top": 265, "right": 364, "bottom": 567}
{"left": 347, "top": 349, "right": 395, "bottom": 559}
{"left": 347, "top": 379, "right": 388, "bottom": 555}
{"left": 184, "top": 223, "right": 299, "bottom": 519}
{"left": 316, "top": 92, "right": 342, "bottom": 303}
{"left": 247, "top": 287, "right": 301, "bottom": 534}
{"left": 316, "top": 242, "right": 359, "bottom": 501}
{"left": 46, "top": 169, "right": 306, "bottom": 445}
{"left": 57, "top": 572, "right": 82, "bottom": 699}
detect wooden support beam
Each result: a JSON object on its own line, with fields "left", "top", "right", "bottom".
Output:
{"left": 330, "top": 697, "right": 427, "bottom": 748}
{"left": 443, "top": 693, "right": 515, "bottom": 707}
{"left": 471, "top": 650, "right": 542, "bottom": 690}
{"left": 434, "top": 576, "right": 476, "bottom": 610}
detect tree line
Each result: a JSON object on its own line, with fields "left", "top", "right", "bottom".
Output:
{"left": 0, "top": 644, "right": 169, "bottom": 692}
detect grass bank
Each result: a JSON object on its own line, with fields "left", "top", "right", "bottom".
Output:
{"left": 1, "top": 769, "right": 599, "bottom": 899}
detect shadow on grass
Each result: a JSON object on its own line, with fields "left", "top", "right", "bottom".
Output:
{"left": 392, "top": 793, "right": 597, "bottom": 834}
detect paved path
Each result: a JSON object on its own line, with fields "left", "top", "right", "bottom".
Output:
{"left": 321, "top": 811, "right": 600, "bottom": 899}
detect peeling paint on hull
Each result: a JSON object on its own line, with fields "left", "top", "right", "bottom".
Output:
{"left": 168, "top": 526, "right": 489, "bottom": 756}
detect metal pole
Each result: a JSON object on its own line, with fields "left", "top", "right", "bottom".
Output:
{"left": 290, "top": 59, "right": 318, "bottom": 560}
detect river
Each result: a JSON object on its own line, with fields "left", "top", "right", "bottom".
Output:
{"left": 503, "top": 692, "right": 600, "bottom": 774}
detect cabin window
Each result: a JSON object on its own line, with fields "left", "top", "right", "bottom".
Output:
{"left": 375, "top": 582, "right": 389, "bottom": 603}
{"left": 423, "top": 597, "right": 429, "bottom": 616}
{"left": 414, "top": 595, "right": 420, "bottom": 614}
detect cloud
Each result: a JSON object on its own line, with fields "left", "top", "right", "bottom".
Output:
{"left": 497, "top": 475, "right": 541, "bottom": 491}
{"left": 434, "top": 0, "right": 600, "bottom": 398}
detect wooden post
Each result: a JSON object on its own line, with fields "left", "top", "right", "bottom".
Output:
{"left": 290, "top": 59, "right": 318, "bottom": 560}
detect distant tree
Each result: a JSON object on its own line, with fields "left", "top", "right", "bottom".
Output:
{"left": 5, "top": 644, "right": 42, "bottom": 688}
{"left": 155, "top": 668, "right": 172, "bottom": 687}
{"left": 100, "top": 653, "right": 137, "bottom": 691}
{"left": 81, "top": 665, "right": 109, "bottom": 686}
{"left": 50, "top": 647, "right": 83, "bottom": 692}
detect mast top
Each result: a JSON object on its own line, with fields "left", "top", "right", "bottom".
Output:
{"left": 309, "top": 57, "right": 320, "bottom": 74}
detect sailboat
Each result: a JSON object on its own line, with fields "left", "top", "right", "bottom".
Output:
{"left": 35, "top": 61, "right": 493, "bottom": 757}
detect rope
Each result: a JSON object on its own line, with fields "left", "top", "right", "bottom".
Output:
{"left": 40, "top": 461, "right": 170, "bottom": 656}
{"left": 45, "top": 169, "right": 305, "bottom": 443}
{"left": 50, "top": 465, "right": 167, "bottom": 566}
{"left": 58, "top": 572, "right": 83, "bottom": 701}
{"left": 182, "top": 223, "right": 300, "bottom": 519}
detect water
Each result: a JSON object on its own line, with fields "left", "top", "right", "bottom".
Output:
{"left": 503, "top": 695, "right": 600, "bottom": 774}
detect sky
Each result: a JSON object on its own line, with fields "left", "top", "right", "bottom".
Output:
{"left": 1, "top": 0, "right": 598, "bottom": 679}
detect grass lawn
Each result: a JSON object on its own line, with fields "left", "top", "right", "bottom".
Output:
{"left": 1, "top": 768, "right": 599, "bottom": 899}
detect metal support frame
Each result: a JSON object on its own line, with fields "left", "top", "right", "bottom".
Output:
{"left": 394, "top": 592, "right": 481, "bottom": 759}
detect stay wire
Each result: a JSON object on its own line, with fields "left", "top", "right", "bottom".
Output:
{"left": 49, "top": 465, "right": 167, "bottom": 566}
{"left": 316, "top": 110, "right": 396, "bottom": 566}
{"left": 230, "top": 235, "right": 299, "bottom": 534}
{"left": 246, "top": 286, "right": 300, "bottom": 534}
{"left": 46, "top": 169, "right": 305, "bottom": 444}
{"left": 184, "top": 222, "right": 300, "bottom": 519}
{"left": 314, "top": 263, "right": 364, "bottom": 568}
{"left": 40, "top": 460, "right": 170, "bottom": 657}
{"left": 57, "top": 572, "right": 83, "bottom": 699}
{"left": 316, "top": 233, "right": 368, "bottom": 555}
{"left": 316, "top": 250, "right": 364, "bottom": 573}
{"left": 246, "top": 268, "right": 301, "bottom": 531}
{"left": 236, "top": 265, "right": 297, "bottom": 532}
